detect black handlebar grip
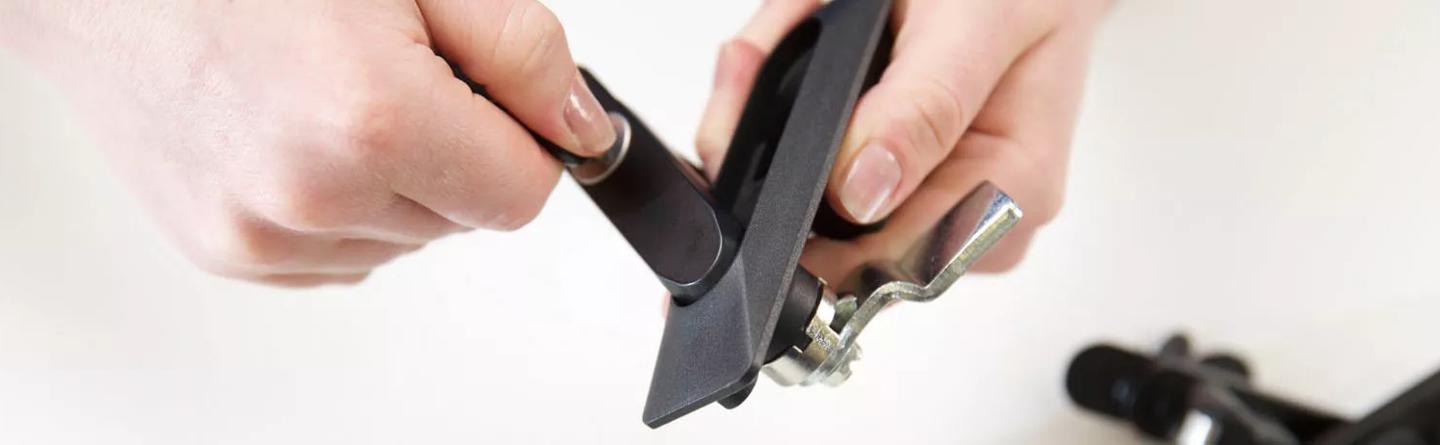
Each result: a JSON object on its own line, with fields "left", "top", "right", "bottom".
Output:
{"left": 1067, "top": 344, "right": 1156, "bottom": 420}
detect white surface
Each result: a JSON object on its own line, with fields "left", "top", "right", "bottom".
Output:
{"left": 3, "top": 1, "right": 1439, "bottom": 443}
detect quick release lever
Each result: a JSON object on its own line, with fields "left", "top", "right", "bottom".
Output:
{"left": 450, "top": 62, "right": 741, "bottom": 303}
{"left": 450, "top": 0, "right": 1022, "bottom": 428}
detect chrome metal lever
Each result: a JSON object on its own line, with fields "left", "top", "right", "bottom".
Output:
{"left": 764, "top": 182, "right": 1023, "bottom": 387}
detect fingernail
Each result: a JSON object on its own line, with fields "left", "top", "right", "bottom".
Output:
{"left": 840, "top": 143, "right": 902, "bottom": 224}
{"left": 563, "top": 75, "right": 616, "bottom": 155}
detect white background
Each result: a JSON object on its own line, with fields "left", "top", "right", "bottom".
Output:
{"left": 3, "top": 1, "right": 1439, "bottom": 443}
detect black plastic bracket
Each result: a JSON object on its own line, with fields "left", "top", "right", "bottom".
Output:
{"left": 452, "top": 0, "right": 895, "bottom": 429}
{"left": 637, "top": 0, "right": 894, "bottom": 428}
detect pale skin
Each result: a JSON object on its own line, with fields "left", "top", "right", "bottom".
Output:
{"left": 697, "top": 0, "right": 1110, "bottom": 282}
{"left": 0, "top": 0, "right": 1107, "bottom": 287}
{"left": 2, "top": 0, "right": 616, "bottom": 286}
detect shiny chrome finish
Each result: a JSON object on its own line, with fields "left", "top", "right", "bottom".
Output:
{"left": 1177, "top": 411, "right": 1220, "bottom": 445}
{"left": 761, "top": 182, "right": 1023, "bottom": 387}
{"left": 852, "top": 181, "right": 1023, "bottom": 304}
{"left": 763, "top": 286, "right": 859, "bottom": 387}
{"left": 569, "top": 112, "right": 633, "bottom": 186}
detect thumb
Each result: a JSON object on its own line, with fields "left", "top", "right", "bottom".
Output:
{"left": 827, "top": 5, "right": 1046, "bottom": 224}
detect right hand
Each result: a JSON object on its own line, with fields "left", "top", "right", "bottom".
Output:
{"left": 3, "top": 0, "right": 614, "bottom": 286}
{"left": 695, "top": 0, "right": 1107, "bottom": 280}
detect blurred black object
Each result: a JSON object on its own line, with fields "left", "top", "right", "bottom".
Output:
{"left": 1067, "top": 334, "right": 1440, "bottom": 445}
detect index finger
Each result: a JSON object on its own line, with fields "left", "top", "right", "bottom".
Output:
{"left": 419, "top": 0, "right": 615, "bottom": 156}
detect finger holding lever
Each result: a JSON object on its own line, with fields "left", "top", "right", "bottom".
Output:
{"left": 2, "top": 0, "right": 612, "bottom": 286}
{"left": 422, "top": 0, "right": 616, "bottom": 158}
{"left": 698, "top": 0, "right": 1110, "bottom": 275}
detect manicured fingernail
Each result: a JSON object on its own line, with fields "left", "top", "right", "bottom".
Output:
{"left": 563, "top": 75, "right": 616, "bottom": 155}
{"left": 840, "top": 143, "right": 902, "bottom": 224}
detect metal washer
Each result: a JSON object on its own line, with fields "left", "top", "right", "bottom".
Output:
{"left": 570, "top": 112, "right": 632, "bottom": 186}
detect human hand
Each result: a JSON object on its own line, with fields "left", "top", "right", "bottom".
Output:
{"left": 696, "top": 0, "right": 1109, "bottom": 279}
{"left": 3, "top": 1, "right": 613, "bottom": 286}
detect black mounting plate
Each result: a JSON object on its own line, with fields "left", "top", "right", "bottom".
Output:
{"left": 640, "top": 0, "right": 894, "bottom": 428}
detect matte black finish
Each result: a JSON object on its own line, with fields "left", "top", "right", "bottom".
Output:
{"left": 1070, "top": 337, "right": 1440, "bottom": 443}
{"left": 709, "top": 19, "right": 820, "bottom": 228}
{"left": 451, "top": 62, "right": 740, "bottom": 303}
{"left": 1067, "top": 344, "right": 1155, "bottom": 422}
{"left": 574, "top": 71, "right": 742, "bottom": 303}
{"left": 1316, "top": 370, "right": 1440, "bottom": 445}
{"left": 712, "top": 13, "right": 894, "bottom": 242}
{"left": 449, "top": 0, "right": 895, "bottom": 428}
{"left": 1073, "top": 342, "right": 1440, "bottom": 444}
{"left": 642, "top": 0, "right": 895, "bottom": 428}
{"left": 1068, "top": 341, "right": 1347, "bottom": 442}
{"left": 771, "top": 269, "right": 822, "bottom": 362}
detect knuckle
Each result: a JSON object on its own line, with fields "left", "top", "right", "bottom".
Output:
{"left": 194, "top": 217, "right": 294, "bottom": 273}
{"left": 270, "top": 89, "right": 394, "bottom": 232}
{"left": 876, "top": 77, "right": 968, "bottom": 168}
{"left": 909, "top": 77, "right": 968, "bottom": 158}
{"left": 266, "top": 188, "right": 348, "bottom": 232}
{"left": 260, "top": 168, "right": 365, "bottom": 232}
{"left": 496, "top": 1, "right": 567, "bottom": 75}
{"left": 332, "top": 89, "right": 401, "bottom": 163}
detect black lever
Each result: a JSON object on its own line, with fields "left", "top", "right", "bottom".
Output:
{"left": 449, "top": 0, "right": 897, "bottom": 428}
{"left": 640, "top": 0, "right": 894, "bottom": 428}
{"left": 451, "top": 63, "right": 740, "bottom": 302}
{"left": 570, "top": 71, "right": 742, "bottom": 302}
